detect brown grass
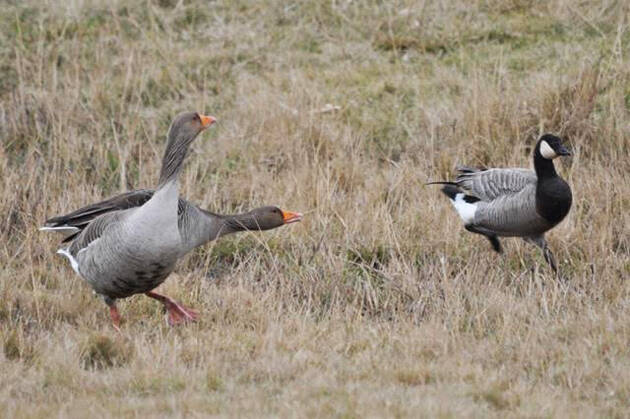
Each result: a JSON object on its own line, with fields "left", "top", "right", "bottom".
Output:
{"left": 1, "top": 0, "right": 629, "bottom": 416}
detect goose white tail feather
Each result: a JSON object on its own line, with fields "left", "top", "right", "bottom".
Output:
{"left": 57, "top": 248, "right": 80, "bottom": 275}
{"left": 450, "top": 193, "right": 478, "bottom": 224}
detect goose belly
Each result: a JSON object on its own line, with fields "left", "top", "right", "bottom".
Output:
{"left": 76, "top": 229, "right": 180, "bottom": 299}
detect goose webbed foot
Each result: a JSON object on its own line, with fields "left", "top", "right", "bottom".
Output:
{"left": 166, "top": 302, "right": 199, "bottom": 326}
{"left": 145, "top": 291, "right": 199, "bottom": 326}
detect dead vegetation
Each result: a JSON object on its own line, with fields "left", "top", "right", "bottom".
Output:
{"left": 1, "top": 0, "right": 629, "bottom": 417}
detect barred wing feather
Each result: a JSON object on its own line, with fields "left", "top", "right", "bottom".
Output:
{"left": 455, "top": 167, "right": 536, "bottom": 201}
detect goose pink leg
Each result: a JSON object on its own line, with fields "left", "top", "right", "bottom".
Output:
{"left": 145, "top": 291, "right": 199, "bottom": 326}
{"left": 109, "top": 304, "right": 122, "bottom": 332}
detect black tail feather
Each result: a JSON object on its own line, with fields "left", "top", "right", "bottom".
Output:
{"left": 440, "top": 184, "right": 461, "bottom": 200}
{"left": 45, "top": 206, "right": 114, "bottom": 227}
{"left": 426, "top": 181, "right": 462, "bottom": 199}
{"left": 62, "top": 232, "right": 81, "bottom": 243}
{"left": 425, "top": 181, "right": 457, "bottom": 186}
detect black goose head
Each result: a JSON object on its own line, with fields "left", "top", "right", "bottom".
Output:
{"left": 536, "top": 134, "right": 571, "bottom": 160}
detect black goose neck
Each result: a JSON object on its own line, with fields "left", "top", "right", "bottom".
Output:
{"left": 532, "top": 142, "right": 572, "bottom": 225}
{"left": 533, "top": 146, "right": 558, "bottom": 180}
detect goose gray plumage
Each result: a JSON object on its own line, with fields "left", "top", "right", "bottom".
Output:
{"left": 42, "top": 191, "right": 303, "bottom": 255}
{"left": 430, "top": 134, "right": 572, "bottom": 272}
{"left": 43, "top": 111, "right": 220, "bottom": 329}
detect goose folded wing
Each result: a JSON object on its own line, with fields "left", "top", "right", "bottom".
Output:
{"left": 455, "top": 167, "right": 536, "bottom": 201}
{"left": 45, "top": 190, "right": 155, "bottom": 232}
{"left": 68, "top": 211, "right": 126, "bottom": 257}
{"left": 50, "top": 190, "right": 192, "bottom": 244}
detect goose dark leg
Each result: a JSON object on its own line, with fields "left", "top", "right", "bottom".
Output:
{"left": 524, "top": 235, "right": 558, "bottom": 274}
{"left": 487, "top": 235, "right": 502, "bottom": 253}
{"left": 542, "top": 245, "right": 558, "bottom": 273}
{"left": 465, "top": 225, "right": 502, "bottom": 253}
{"left": 145, "top": 291, "right": 199, "bottom": 326}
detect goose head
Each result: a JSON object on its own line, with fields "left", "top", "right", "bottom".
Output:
{"left": 158, "top": 111, "right": 217, "bottom": 186}
{"left": 537, "top": 134, "right": 571, "bottom": 160}
{"left": 248, "top": 206, "right": 303, "bottom": 230}
{"left": 227, "top": 206, "right": 303, "bottom": 231}
{"left": 169, "top": 111, "right": 216, "bottom": 141}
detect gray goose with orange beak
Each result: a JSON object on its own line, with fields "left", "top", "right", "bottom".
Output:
{"left": 43, "top": 194, "right": 303, "bottom": 255}
{"left": 45, "top": 112, "right": 216, "bottom": 329}
{"left": 43, "top": 111, "right": 302, "bottom": 329}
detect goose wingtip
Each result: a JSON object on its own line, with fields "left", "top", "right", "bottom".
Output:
{"left": 39, "top": 225, "right": 79, "bottom": 233}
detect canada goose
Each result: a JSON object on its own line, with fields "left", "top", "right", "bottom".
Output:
{"left": 42, "top": 190, "right": 303, "bottom": 259}
{"left": 429, "top": 134, "right": 572, "bottom": 272}
{"left": 42, "top": 112, "right": 220, "bottom": 330}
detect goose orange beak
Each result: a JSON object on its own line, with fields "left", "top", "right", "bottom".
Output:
{"left": 199, "top": 114, "right": 217, "bottom": 129}
{"left": 281, "top": 210, "right": 303, "bottom": 224}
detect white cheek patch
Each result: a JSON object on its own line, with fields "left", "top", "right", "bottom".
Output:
{"left": 540, "top": 140, "right": 558, "bottom": 160}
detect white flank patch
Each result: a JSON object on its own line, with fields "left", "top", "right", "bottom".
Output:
{"left": 57, "top": 248, "right": 81, "bottom": 275}
{"left": 539, "top": 140, "right": 557, "bottom": 160}
{"left": 450, "top": 193, "right": 477, "bottom": 224}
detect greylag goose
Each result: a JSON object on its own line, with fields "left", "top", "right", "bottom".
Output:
{"left": 42, "top": 191, "right": 303, "bottom": 258}
{"left": 43, "top": 111, "right": 220, "bottom": 330}
{"left": 429, "top": 134, "right": 572, "bottom": 272}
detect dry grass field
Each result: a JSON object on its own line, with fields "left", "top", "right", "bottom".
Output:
{"left": 1, "top": 0, "right": 629, "bottom": 416}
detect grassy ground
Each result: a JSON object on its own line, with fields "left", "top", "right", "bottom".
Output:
{"left": 1, "top": 0, "right": 629, "bottom": 416}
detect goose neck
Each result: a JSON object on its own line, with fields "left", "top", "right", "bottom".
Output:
{"left": 533, "top": 146, "right": 558, "bottom": 180}
{"left": 157, "top": 131, "right": 197, "bottom": 187}
{"left": 220, "top": 211, "right": 262, "bottom": 233}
